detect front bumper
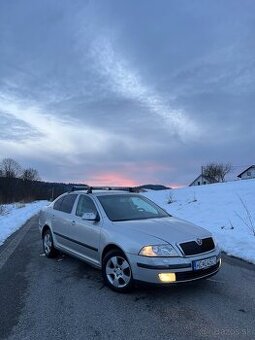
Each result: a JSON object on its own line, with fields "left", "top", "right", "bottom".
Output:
{"left": 128, "top": 247, "right": 221, "bottom": 284}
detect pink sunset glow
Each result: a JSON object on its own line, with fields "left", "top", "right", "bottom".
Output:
{"left": 80, "top": 162, "right": 181, "bottom": 188}
{"left": 168, "top": 183, "right": 185, "bottom": 189}
{"left": 87, "top": 172, "right": 140, "bottom": 187}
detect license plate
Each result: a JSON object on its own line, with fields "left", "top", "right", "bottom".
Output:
{"left": 193, "top": 256, "right": 217, "bottom": 271}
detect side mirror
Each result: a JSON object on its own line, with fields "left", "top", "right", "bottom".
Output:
{"left": 81, "top": 212, "right": 99, "bottom": 221}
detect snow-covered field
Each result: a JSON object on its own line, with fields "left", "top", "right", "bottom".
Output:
{"left": 0, "top": 201, "right": 49, "bottom": 246}
{"left": 143, "top": 179, "right": 255, "bottom": 264}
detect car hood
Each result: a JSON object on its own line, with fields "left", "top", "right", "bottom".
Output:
{"left": 113, "top": 216, "right": 211, "bottom": 245}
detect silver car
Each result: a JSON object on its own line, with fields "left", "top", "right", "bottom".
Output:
{"left": 39, "top": 188, "right": 221, "bottom": 292}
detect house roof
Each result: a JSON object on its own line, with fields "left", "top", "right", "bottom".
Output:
{"left": 237, "top": 165, "right": 255, "bottom": 178}
{"left": 189, "top": 174, "right": 214, "bottom": 186}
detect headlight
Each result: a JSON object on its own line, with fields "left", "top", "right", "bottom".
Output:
{"left": 139, "top": 244, "right": 179, "bottom": 257}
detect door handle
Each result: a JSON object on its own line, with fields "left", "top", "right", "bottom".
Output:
{"left": 71, "top": 220, "right": 76, "bottom": 226}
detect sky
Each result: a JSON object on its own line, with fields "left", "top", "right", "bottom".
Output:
{"left": 0, "top": 0, "right": 254, "bottom": 187}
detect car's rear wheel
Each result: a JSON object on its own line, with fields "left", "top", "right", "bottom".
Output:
{"left": 102, "top": 250, "right": 134, "bottom": 293}
{"left": 43, "top": 229, "right": 57, "bottom": 258}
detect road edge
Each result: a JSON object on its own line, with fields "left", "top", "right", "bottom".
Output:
{"left": 0, "top": 214, "right": 39, "bottom": 271}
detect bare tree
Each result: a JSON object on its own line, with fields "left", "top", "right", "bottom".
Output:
{"left": 0, "top": 158, "right": 22, "bottom": 178}
{"left": 22, "top": 168, "right": 41, "bottom": 181}
{"left": 203, "top": 162, "right": 232, "bottom": 183}
{"left": 218, "top": 163, "right": 232, "bottom": 182}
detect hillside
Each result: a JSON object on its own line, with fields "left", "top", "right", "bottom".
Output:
{"left": 143, "top": 179, "right": 255, "bottom": 264}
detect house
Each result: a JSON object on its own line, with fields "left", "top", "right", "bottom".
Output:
{"left": 189, "top": 174, "right": 215, "bottom": 186}
{"left": 237, "top": 165, "right": 255, "bottom": 180}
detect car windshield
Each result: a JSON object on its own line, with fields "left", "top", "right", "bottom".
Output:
{"left": 97, "top": 194, "right": 170, "bottom": 222}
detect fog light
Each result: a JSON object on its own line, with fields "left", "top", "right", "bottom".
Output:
{"left": 158, "top": 273, "right": 176, "bottom": 283}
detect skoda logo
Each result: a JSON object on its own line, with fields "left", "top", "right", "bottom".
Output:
{"left": 196, "top": 238, "right": 203, "bottom": 246}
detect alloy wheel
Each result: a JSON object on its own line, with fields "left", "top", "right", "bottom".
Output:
{"left": 43, "top": 232, "right": 52, "bottom": 256}
{"left": 105, "top": 255, "right": 131, "bottom": 288}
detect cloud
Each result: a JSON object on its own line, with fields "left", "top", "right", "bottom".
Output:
{"left": 0, "top": 110, "right": 42, "bottom": 141}
{"left": 0, "top": 92, "right": 118, "bottom": 162}
{"left": 170, "top": 43, "right": 255, "bottom": 97}
{"left": 0, "top": 0, "right": 254, "bottom": 186}
{"left": 0, "top": 91, "right": 169, "bottom": 176}
{"left": 89, "top": 34, "right": 199, "bottom": 140}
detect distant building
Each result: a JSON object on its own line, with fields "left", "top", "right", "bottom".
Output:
{"left": 189, "top": 174, "right": 215, "bottom": 186}
{"left": 237, "top": 165, "right": 255, "bottom": 180}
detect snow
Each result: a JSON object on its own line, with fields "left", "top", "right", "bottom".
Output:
{"left": 143, "top": 179, "right": 255, "bottom": 264}
{"left": 0, "top": 201, "right": 49, "bottom": 246}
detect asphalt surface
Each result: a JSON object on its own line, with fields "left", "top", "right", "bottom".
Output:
{"left": 0, "top": 216, "right": 255, "bottom": 340}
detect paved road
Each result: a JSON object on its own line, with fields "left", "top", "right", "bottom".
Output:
{"left": 0, "top": 216, "right": 254, "bottom": 340}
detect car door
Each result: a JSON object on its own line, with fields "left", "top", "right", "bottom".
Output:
{"left": 66, "top": 194, "right": 102, "bottom": 265}
{"left": 52, "top": 194, "right": 78, "bottom": 248}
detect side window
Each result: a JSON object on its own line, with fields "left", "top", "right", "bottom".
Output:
{"left": 60, "top": 194, "right": 78, "bottom": 214}
{"left": 76, "top": 195, "right": 98, "bottom": 217}
{"left": 53, "top": 196, "right": 65, "bottom": 211}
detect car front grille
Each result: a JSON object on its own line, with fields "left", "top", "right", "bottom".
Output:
{"left": 179, "top": 237, "right": 215, "bottom": 255}
{"left": 175, "top": 262, "right": 220, "bottom": 282}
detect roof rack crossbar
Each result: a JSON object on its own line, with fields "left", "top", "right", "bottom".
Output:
{"left": 70, "top": 185, "right": 88, "bottom": 192}
{"left": 86, "top": 186, "right": 137, "bottom": 194}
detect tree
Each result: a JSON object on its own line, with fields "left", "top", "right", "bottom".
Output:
{"left": 22, "top": 168, "right": 41, "bottom": 181}
{"left": 0, "top": 158, "right": 22, "bottom": 178}
{"left": 203, "top": 162, "right": 232, "bottom": 183}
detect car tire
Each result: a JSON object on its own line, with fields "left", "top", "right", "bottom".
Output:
{"left": 102, "top": 250, "right": 134, "bottom": 293}
{"left": 43, "top": 229, "right": 57, "bottom": 258}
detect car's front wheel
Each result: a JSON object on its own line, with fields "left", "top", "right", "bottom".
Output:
{"left": 102, "top": 250, "right": 134, "bottom": 293}
{"left": 43, "top": 229, "right": 57, "bottom": 258}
